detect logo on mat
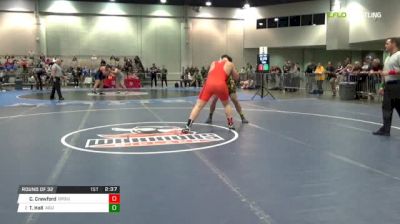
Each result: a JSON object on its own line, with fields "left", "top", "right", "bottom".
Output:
{"left": 61, "top": 122, "right": 238, "bottom": 155}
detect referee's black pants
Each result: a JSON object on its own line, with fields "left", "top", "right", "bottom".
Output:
{"left": 381, "top": 82, "right": 400, "bottom": 133}
{"left": 151, "top": 74, "right": 157, "bottom": 87}
{"left": 36, "top": 73, "right": 43, "bottom": 90}
{"left": 50, "top": 77, "right": 63, "bottom": 100}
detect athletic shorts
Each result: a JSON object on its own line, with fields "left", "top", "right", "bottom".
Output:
{"left": 117, "top": 77, "right": 124, "bottom": 85}
{"left": 199, "top": 83, "right": 229, "bottom": 102}
{"left": 228, "top": 82, "right": 236, "bottom": 94}
{"left": 94, "top": 72, "right": 104, "bottom": 81}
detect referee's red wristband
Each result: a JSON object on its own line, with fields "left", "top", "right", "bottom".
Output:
{"left": 389, "top": 70, "right": 397, "bottom": 75}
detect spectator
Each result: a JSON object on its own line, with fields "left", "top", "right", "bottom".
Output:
{"left": 305, "top": 62, "right": 316, "bottom": 94}
{"left": 0, "top": 70, "right": 4, "bottom": 91}
{"left": 352, "top": 61, "right": 362, "bottom": 74}
{"left": 283, "top": 60, "right": 291, "bottom": 74}
{"left": 35, "top": 61, "right": 45, "bottom": 91}
{"left": 150, "top": 63, "right": 158, "bottom": 87}
{"left": 73, "top": 67, "right": 82, "bottom": 88}
{"left": 160, "top": 65, "right": 168, "bottom": 88}
{"left": 286, "top": 62, "right": 300, "bottom": 92}
{"left": 180, "top": 67, "right": 189, "bottom": 87}
{"left": 344, "top": 57, "right": 351, "bottom": 67}
{"left": 314, "top": 63, "right": 325, "bottom": 94}
{"left": 270, "top": 65, "right": 283, "bottom": 90}
{"left": 201, "top": 66, "right": 208, "bottom": 79}
{"left": 194, "top": 68, "right": 203, "bottom": 87}
{"left": 28, "top": 74, "right": 36, "bottom": 90}
{"left": 369, "top": 58, "right": 383, "bottom": 99}
{"left": 356, "top": 60, "right": 372, "bottom": 99}
{"left": 246, "top": 63, "right": 253, "bottom": 73}
{"left": 83, "top": 66, "right": 92, "bottom": 88}
{"left": 21, "top": 56, "right": 28, "bottom": 74}
{"left": 362, "top": 60, "right": 371, "bottom": 72}
{"left": 326, "top": 61, "right": 337, "bottom": 96}
{"left": 134, "top": 56, "right": 144, "bottom": 73}
{"left": 240, "top": 79, "right": 254, "bottom": 89}
{"left": 188, "top": 70, "right": 194, "bottom": 87}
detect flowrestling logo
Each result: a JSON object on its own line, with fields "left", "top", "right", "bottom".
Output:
{"left": 61, "top": 122, "right": 238, "bottom": 155}
{"left": 327, "top": 11, "right": 382, "bottom": 20}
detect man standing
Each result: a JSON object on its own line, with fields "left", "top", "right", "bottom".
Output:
{"left": 314, "top": 63, "right": 326, "bottom": 94}
{"left": 182, "top": 55, "right": 239, "bottom": 133}
{"left": 373, "top": 38, "right": 400, "bottom": 136}
{"left": 35, "top": 61, "right": 45, "bottom": 91}
{"left": 326, "top": 61, "right": 337, "bottom": 96}
{"left": 160, "top": 65, "right": 168, "bottom": 88}
{"left": 150, "top": 63, "right": 158, "bottom": 88}
{"left": 50, "top": 59, "right": 64, "bottom": 101}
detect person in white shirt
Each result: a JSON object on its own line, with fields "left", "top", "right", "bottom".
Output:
{"left": 50, "top": 59, "right": 64, "bottom": 100}
{"left": 373, "top": 38, "right": 400, "bottom": 136}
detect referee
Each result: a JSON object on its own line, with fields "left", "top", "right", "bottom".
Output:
{"left": 50, "top": 58, "right": 64, "bottom": 101}
{"left": 373, "top": 38, "right": 400, "bottom": 136}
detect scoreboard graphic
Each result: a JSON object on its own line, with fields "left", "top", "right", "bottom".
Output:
{"left": 257, "top": 54, "right": 270, "bottom": 72}
{"left": 17, "top": 185, "right": 120, "bottom": 213}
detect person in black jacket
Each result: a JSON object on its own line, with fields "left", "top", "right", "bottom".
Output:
{"left": 150, "top": 63, "right": 159, "bottom": 88}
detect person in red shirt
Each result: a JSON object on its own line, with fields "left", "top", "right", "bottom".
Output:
{"left": 182, "top": 55, "right": 239, "bottom": 133}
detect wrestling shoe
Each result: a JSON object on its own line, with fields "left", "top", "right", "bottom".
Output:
{"left": 181, "top": 125, "right": 191, "bottom": 134}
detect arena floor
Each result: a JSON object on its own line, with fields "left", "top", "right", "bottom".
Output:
{"left": 1, "top": 88, "right": 400, "bottom": 224}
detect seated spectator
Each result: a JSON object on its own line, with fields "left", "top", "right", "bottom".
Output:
{"left": 28, "top": 75, "right": 36, "bottom": 90}
{"left": 4, "top": 57, "right": 14, "bottom": 71}
{"left": 180, "top": 68, "right": 189, "bottom": 87}
{"left": 240, "top": 79, "right": 254, "bottom": 89}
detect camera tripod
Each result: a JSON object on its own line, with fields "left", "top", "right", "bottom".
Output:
{"left": 251, "top": 72, "right": 276, "bottom": 100}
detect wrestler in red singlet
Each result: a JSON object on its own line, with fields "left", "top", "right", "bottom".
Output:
{"left": 198, "top": 60, "right": 230, "bottom": 102}
{"left": 182, "top": 55, "right": 239, "bottom": 133}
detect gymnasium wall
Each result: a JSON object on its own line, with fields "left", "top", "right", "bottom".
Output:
{"left": 346, "top": 0, "right": 400, "bottom": 44}
{"left": 243, "top": 0, "right": 330, "bottom": 48}
{"left": 0, "top": 12, "right": 36, "bottom": 56}
{"left": 37, "top": 0, "right": 245, "bottom": 75}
